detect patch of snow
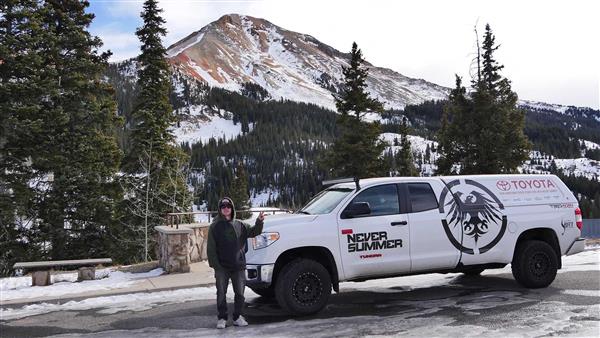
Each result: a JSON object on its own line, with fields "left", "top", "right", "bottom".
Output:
{"left": 171, "top": 105, "right": 253, "bottom": 145}
{"left": 0, "top": 284, "right": 221, "bottom": 321}
{"left": 186, "top": 59, "right": 241, "bottom": 92}
{"left": 554, "top": 158, "right": 599, "bottom": 181}
{"left": 361, "top": 112, "right": 383, "bottom": 123}
{"left": 191, "top": 203, "right": 210, "bottom": 223}
{"left": 561, "top": 289, "right": 600, "bottom": 297}
{"left": 580, "top": 139, "right": 600, "bottom": 156}
{"left": 380, "top": 133, "right": 440, "bottom": 176}
{"left": 521, "top": 151, "right": 599, "bottom": 181}
{"left": 0, "top": 268, "right": 164, "bottom": 302}
{"left": 250, "top": 188, "right": 280, "bottom": 207}
{"left": 167, "top": 32, "right": 205, "bottom": 58}
{"left": 519, "top": 99, "right": 571, "bottom": 114}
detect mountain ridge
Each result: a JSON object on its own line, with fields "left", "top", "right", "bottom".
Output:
{"left": 164, "top": 13, "right": 450, "bottom": 110}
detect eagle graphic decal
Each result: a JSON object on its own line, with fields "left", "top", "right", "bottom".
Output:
{"left": 439, "top": 179, "right": 507, "bottom": 255}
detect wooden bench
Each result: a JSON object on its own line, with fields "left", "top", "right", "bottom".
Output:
{"left": 13, "top": 258, "right": 113, "bottom": 286}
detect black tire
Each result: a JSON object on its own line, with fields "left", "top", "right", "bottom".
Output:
{"left": 249, "top": 285, "right": 275, "bottom": 298}
{"left": 463, "top": 268, "right": 485, "bottom": 276}
{"left": 511, "top": 240, "right": 558, "bottom": 288}
{"left": 275, "top": 259, "right": 331, "bottom": 315}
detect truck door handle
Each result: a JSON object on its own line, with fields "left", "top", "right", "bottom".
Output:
{"left": 391, "top": 221, "right": 407, "bottom": 226}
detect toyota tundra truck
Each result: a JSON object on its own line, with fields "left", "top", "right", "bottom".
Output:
{"left": 245, "top": 175, "right": 586, "bottom": 315}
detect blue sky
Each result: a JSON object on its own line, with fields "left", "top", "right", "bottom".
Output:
{"left": 86, "top": 0, "right": 599, "bottom": 109}
{"left": 88, "top": 2, "right": 140, "bottom": 33}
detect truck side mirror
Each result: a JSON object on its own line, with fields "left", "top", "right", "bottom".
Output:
{"left": 341, "top": 202, "right": 371, "bottom": 219}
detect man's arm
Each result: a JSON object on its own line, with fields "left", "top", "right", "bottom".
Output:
{"left": 244, "top": 217, "right": 264, "bottom": 238}
{"left": 207, "top": 223, "right": 223, "bottom": 270}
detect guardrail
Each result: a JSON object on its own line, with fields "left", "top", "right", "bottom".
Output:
{"left": 165, "top": 208, "right": 293, "bottom": 229}
{"left": 582, "top": 219, "right": 600, "bottom": 238}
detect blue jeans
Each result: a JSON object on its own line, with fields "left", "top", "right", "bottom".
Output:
{"left": 215, "top": 269, "right": 246, "bottom": 320}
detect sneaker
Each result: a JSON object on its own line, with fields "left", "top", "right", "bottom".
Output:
{"left": 216, "top": 319, "right": 227, "bottom": 329}
{"left": 233, "top": 316, "right": 248, "bottom": 327}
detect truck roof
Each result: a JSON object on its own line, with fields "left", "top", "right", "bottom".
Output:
{"left": 330, "top": 174, "right": 575, "bottom": 206}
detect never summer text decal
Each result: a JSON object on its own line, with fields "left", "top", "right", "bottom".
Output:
{"left": 347, "top": 231, "right": 402, "bottom": 253}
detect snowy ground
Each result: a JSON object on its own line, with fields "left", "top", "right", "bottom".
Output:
{"left": 1, "top": 248, "right": 598, "bottom": 335}
{"left": 1, "top": 268, "right": 164, "bottom": 302}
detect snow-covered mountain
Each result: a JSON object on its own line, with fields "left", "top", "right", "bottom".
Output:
{"left": 165, "top": 14, "right": 449, "bottom": 110}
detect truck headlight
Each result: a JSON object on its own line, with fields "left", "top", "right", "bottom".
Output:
{"left": 252, "top": 232, "right": 279, "bottom": 250}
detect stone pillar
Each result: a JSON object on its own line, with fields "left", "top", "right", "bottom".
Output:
{"left": 31, "top": 270, "right": 51, "bottom": 286}
{"left": 78, "top": 267, "right": 96, "bottom": 281}
{"left": 188, "top": 223, "right": 210, "bottom": 263}
{"left": 155, "top": 226, "right": 193, "bottom": 273}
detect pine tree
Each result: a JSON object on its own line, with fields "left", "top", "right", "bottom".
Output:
{"left": 229, "top": 162, "right": 251, "bottom": 219}
{"left": 0, "top": 0, "right": 51, "bottom": 275}
{"left": 395, "top": 117, "right": 418, "bottom": 176}
{"left": 38, "top": 0, "right": 122, "bottom": 260}
{"left": 436, "top": 76, "right": 472, "bottom": 174}
{"left": 118, "top": 0, "right": 191, "bottom": 261}
{"left": 437, "top": 24, "right": 530, "bottom": 175}
{"left": 0, "top": 0, "right": 123, "bottom": 264}
{"left": 325, "top": 42, "right": 387, "bottom": 178}
{"left": 125, "top": 0, "right": 174, "bottom": 170}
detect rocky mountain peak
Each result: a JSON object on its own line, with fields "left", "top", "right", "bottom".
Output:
{"left": 166, "top": 14, "right": 449, "bottom": 110}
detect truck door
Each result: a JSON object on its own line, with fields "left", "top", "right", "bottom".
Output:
{"left": 405, "top": 182, "right": 461, "bottom": 272}
{"left": 337, "top": 184, "right": 411, "bottom": 279}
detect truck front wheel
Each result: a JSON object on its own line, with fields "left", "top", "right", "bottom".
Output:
{"left": 511, "top": 240, "right": 558, "bottom": 288}
{"left": 275, "top": 259, "right": 331, "bottom": 315}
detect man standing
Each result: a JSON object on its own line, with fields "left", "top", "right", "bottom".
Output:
{"left": 207, "top": 197, "right": 265, "bottom": 329}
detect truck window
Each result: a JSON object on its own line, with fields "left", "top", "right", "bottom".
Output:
{"left": 299, "top": 187, "right": 354, "bottom": 215}
{"left": 347, "top": 184, "right": 400, "bottom": 217}
{"left": 408, "top": 183, "right": 438, "bottom": 212}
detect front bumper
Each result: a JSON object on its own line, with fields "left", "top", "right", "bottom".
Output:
{"left": 245, "top": 264, "right": 275, "bottom": 287}
{"left": 566, "top": 237, "right": 586, "bottom": 255}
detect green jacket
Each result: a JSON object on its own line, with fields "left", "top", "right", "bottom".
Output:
{"left": 207, "top": 197, "right": 264, "bottom": 271}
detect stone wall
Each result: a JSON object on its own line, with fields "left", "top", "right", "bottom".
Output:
{"left": 155, "top": 226, "right": 192, "bottom": 273}
{"left": 155, "top": 223, "right": 210, "bottom": 273}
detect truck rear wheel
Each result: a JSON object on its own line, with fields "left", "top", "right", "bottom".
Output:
{"left": 275, "top": 259, "right": 331, "bottom": 315}
{"left": 512, "top": 240, "right": 558, "bottom": 288}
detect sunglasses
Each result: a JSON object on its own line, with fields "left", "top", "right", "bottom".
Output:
{"left": 220, "top": 204, "right": 233, "bottom": 209}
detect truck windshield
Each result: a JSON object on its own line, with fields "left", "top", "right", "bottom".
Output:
{"left": 299, "top": 187, "right": 355, "bottom": 215}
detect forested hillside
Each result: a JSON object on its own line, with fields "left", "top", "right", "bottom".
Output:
{"left": 105, "top": 60, "right": 600, "bottom": 217}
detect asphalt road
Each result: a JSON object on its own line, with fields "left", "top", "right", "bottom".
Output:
{"left": 2, "top": 266, "right": 599, "bottom": 337}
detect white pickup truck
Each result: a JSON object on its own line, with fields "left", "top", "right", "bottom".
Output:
{"left": 245, "top": 175, "right": 585, "bottom": 315}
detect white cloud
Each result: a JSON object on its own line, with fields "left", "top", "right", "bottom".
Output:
{"left": 93, "top": 27, "right": 140, "bottom": 61}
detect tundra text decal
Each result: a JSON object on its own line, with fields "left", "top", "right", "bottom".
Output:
{"left": 440, "top": 179, "right": 507, "bottom": 255}
{"left": 347, "top": 231, "right": 402, "bottom": 253}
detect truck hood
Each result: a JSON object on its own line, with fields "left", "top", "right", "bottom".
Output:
{"left": 262, "top": 213, "right": 319, "bottom": 230}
